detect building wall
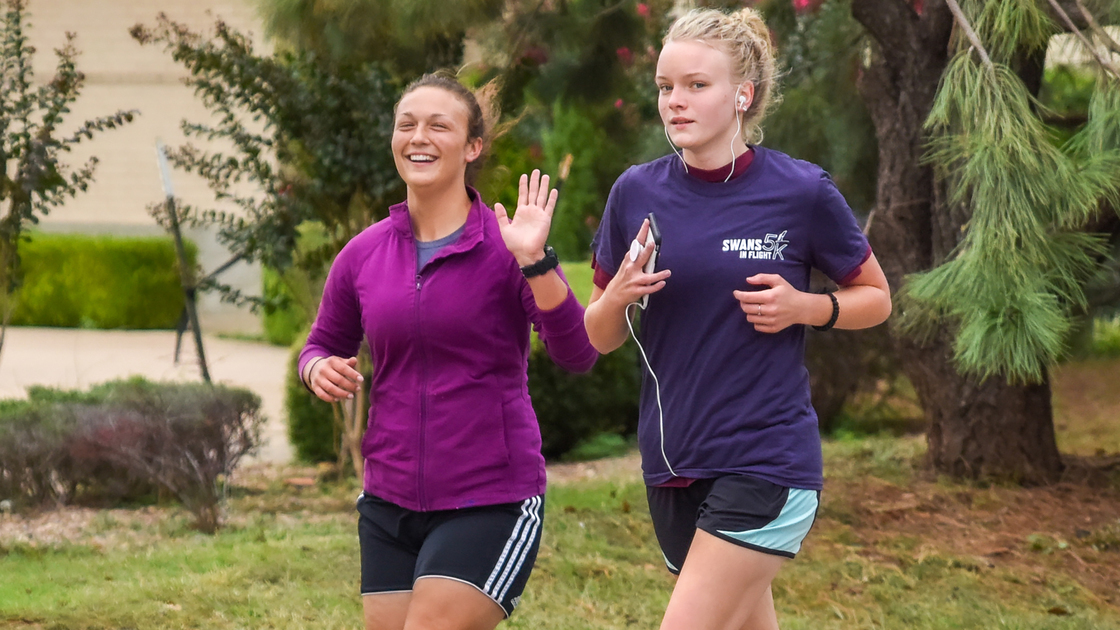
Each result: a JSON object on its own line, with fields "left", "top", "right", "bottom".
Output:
{"left": 28, "top": 1, "right": 269, "bottom": 333}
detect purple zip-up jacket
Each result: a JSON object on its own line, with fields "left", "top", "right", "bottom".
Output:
{"left": 299, "top": 188, "right": 598, "bottom": 512}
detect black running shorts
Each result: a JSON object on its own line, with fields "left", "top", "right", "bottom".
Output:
{"left": 356, "top": 492, "right": 544, "bottom": 617}
{"left": 646, "top": 475, "right": 819, "bottom": 574}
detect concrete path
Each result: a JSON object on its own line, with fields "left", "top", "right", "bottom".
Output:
{"left": 0, "top": 327, "right": 293, "bottom": 463}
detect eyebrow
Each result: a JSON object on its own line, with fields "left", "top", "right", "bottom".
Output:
{"left": 654, "top": 72, "right": 713, "bottom": 82}
{"left": 395, "top": 111, "right": 456, "bottom": 121}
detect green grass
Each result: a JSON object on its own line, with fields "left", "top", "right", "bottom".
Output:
{"left": 560, "top": 260, "right": 595, "bottom": 305}
{"left": 4, "top": 444, "right": 1120, "bottom": 629}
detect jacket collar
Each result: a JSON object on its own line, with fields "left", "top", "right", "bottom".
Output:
{"left": 389, "top": 186, "right": 488, "bottom": 255}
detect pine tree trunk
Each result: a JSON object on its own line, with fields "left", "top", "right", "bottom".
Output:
{"left": 853, "top": 1, "right": 1064, "bottom": 483}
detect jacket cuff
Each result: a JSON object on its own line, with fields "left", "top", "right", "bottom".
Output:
{"left": 297, "top": 352, "right": 328, "bottom": 393}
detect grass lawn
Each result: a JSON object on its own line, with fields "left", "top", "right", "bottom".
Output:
{"left": 3, "top": 359, "right": 1120, "bottom": 628}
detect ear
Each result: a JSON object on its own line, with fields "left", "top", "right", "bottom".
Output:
{"left": 737, "top": 82, "right": 756, "bottom": 111}
{"left": 465, "top": 136, "right": 484, "bottom": 163}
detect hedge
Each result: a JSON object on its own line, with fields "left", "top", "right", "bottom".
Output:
{"left": 0, "top": 378, "right": 262, "bottom": 533}
{"left": 262, "top": 266, "right": 308, "bottom": 347}
{"left": 11, "top": 232, "right": 197, "bottom": 329}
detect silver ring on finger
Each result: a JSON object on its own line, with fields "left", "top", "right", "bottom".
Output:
{"left": 757, "top": 304, "right": 762, "bottom": 316}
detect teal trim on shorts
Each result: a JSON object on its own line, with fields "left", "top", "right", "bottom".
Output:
{"left": 716, "top": 488, "right": 818, "bottom": 555}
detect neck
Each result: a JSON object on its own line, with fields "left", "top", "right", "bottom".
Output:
{"left": 682, "top": 134, "right": 750, "bottom": 171}
{"left": 407, "top": 181, "right": 473, "bottom": 241}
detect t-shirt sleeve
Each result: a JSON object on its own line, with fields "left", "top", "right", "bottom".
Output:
{"left": 590, "top": 177, "right": 631, "bottom": 280}
{"left": 809, "top": 172, "right": 871, "bottom": 285}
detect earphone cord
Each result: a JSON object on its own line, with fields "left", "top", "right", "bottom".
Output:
{"left": 625, "top": 301, "right": 675, "bottom": 477}
{"left": 664, "top": 125, "right": 688, "bottom": 174}
{"left": 725, "top": 97, "right": 744, "bottom": 183}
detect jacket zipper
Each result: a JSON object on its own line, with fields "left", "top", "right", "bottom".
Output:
{"left": 415, "top": 271, "right": 428, "bottom": 511}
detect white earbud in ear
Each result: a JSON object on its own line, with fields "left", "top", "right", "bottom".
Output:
{"left": 737, "top": 95, "right": 747, "bottom": 110}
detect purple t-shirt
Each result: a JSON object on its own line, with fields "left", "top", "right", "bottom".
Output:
{"left": 592, "top": 146, "right": 869, "bottom": 490}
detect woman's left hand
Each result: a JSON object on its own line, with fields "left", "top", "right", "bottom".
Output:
{"left": 494, "top": 169, "right": 559, "bottom": 266}
{"left": 733, "top": 273, "right": 809, "bottom": 334}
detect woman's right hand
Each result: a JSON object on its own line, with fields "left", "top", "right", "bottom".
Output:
{"left": 601, "top": 219, "right": 671, "bottom": 309}
{"left": 307, "top": 356, "right": 364, "bottom": 403}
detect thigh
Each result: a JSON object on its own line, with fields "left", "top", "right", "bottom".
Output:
{"left": 358, "top": 493, "right": 422, "bottom": 596}
{"left": 415, "top": 495, "right": 545, "bottom": 618}
{"left": 402, "top": 577, "right": 506, "bottom": 630}
{"left": 364, "top": 592, "right": 410, "bottom": 630}
{"left": 660, "top": 529, "right": 785, "bottom": 630}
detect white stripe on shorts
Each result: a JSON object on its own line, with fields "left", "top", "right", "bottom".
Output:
{"left": 482, "top": 495, "right": 542, "bottom": 602}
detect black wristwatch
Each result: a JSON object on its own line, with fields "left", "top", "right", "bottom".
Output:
{"left": 520, "top": 245, "right": 559, "bottom": 279}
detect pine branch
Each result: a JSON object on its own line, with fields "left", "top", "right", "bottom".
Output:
{"left": 1074, "top": 0, "right": 1120, "bottom": 57}
{"left": 945, "top": 0, "right": 994, "bottom": 71}
{"left": 1045, "top": 0, "right": 1120, "bottom": 81}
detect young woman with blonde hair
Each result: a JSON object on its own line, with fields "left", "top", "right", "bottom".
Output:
{"left": 585, "top": 8, "right": 891, "bottom": 629}
{"left": 300, "top": 72, "right": 597, "bottom": 630}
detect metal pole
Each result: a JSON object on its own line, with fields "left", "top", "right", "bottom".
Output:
{"left": 157, "top": 142, "right": 211, "bottom": 383}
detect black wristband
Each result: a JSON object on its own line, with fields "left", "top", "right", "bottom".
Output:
{"left": 813, "top": 292, "right": 839, "bottom": 331}
{"left": 520, "top": 245, "right": 559, "bottom": 279}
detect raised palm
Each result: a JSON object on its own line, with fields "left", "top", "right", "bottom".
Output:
{"left": 494, "top": 169, "right": 558, "bottom": 266}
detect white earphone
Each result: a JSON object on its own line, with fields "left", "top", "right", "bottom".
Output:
{"left": 737, "top": 94, "right": 747, "bottom": 110}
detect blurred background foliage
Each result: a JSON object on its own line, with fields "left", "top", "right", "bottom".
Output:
{"left": 140, "top": 0, "right": 1118, "bottom": 463}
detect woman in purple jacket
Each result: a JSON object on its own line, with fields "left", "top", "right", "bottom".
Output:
{"left": 299, "top": 73, "right": 597, "bottom": 630}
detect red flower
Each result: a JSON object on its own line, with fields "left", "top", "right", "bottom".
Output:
{"left": 792, "top": 0, "right": 823, "bottom": 13}
{"left": 616, "top": 46, "right": 633, "bottom": 66}
{"left": 615, "top": 98, "right": 624, "bottom": 109}
{"left": 636, "top": 3, "right": 650, "bottom": 17}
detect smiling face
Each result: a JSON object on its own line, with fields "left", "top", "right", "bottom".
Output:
{"left": 392, "top": 86, "right": 483, "bottom": 192}
{"left": 656, "top": 39, "right": 749, "bottom": 167}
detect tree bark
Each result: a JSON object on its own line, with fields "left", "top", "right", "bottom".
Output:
{"left": 853, "top": 0, "right": 1064, "bottom": 483}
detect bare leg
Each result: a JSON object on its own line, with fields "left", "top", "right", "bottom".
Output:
{"left": 402, "top": 576, "right": 507, "bottom": 630}
{"left": 740, "top": 586, "right": 779, "bottom": 630}
{"left": 364, "top": 592, "right": 411, "bottom": 630}
{"left": 659, "top": 529, "right": 785, "bottom": 630}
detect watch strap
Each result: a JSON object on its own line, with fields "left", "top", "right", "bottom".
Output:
{"left": 520, "top": 245, "right": 559, "bottom": 279}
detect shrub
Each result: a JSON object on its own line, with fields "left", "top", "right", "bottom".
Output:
{"left": 806, "top": 324, "right": 899, "bottom": 434}
{"left": 11, "top": 233, "right": 197, "bottom": 329}
{"left": 262, "top": 266, "right": 308, "bottom": 347}
{"left": 0, "top": 378, "right": 262, "bottom": 533}
{"left": 1092, "top": 317, "right": 1120, "bottom": 357}
{"left": 285, "top": 331, "right": 338, "bottom": 463}
{"left": 530, "top": 335, "right": 640, "bottom": 460}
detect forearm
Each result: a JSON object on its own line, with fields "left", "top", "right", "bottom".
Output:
{"left": 584, "top": 289, "right": 632, "bottom": 354}
{"left": 524, "top": 268, "right": 569, "bottom": 311}
{"left": 803, "top": 284, "right": 892, "bottom": 330}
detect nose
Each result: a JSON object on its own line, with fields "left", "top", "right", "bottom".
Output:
{"left": 664, "top": 86, "right": 685, "bottom": 110}
{"left": 409, "top": 123, "right": 430, "bottom": 145}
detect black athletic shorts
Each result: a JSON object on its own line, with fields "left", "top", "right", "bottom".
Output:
{"left": 646, "top": 475, "right": 819, "bottom": 574}
{"left": 356, "top": 492, "right": 544, "bottom": 617}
